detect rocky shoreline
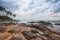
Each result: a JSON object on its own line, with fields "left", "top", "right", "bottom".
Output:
{"left": 0, "top": 23, "right": 60, "bottom": 40}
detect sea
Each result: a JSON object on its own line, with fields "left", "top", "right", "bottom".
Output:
{"left": 46, "top": 21, "right": 60, "bottom": 33}
{"left": 0, "top": 20, "right": 60, "bottom": 32}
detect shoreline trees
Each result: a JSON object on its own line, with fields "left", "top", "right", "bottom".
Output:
{"left": 0, "top": 6, "right": 16, "bottom": 20}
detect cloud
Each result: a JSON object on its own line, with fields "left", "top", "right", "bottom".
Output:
{"left": 0, "top": 0, "right": 20, "bottom": 10}
{"left": 45, "top": 0, "right": 59, "bottom": 3}
{"left": 0, "top": 0, "right": 60, "bottom": 21}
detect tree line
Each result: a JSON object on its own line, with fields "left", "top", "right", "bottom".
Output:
{"left": 0, "top": 6, "right": 16, "bottom": 18}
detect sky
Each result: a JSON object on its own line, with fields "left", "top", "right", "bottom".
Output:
{"left": 0, "top": 0, "right": 60, "bottom": 21}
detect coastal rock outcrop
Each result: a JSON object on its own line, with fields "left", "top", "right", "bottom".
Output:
{"left": 0, "top": 24, "right": 60, "bottom": 40}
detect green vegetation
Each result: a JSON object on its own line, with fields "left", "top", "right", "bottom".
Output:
{"left": 0, "top": 16, "right": 12, "bottom": 20}
{"left": 0, "top": 6, "right": 16, "bottom": 20}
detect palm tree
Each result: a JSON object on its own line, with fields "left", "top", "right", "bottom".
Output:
{"left": 0, "top": 6, "right": 5, "bottom": 11}
{"left": 13, "top": 14, "right": 16, "bottom": 17}
{"left": 0, "top": 6, "right": 16, "bottom": 20}
{"left": 0, "top": 6, "right": 16, "bottom": 17}
{"left": 0, "top": 6, "right": 5, "bottom": 16}
{"left": 6, "top": 11, "right": 12, "bottom": 17}
{"left": 6, "top": 11, "right": 16, "bottom": 17}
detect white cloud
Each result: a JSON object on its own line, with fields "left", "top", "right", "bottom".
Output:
{"left": 0, "top": 0, "right": 60, "bottom": 21}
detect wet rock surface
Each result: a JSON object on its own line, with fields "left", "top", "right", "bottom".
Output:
{"left": 0, "top": 24, "right": 60, "bottom": 40}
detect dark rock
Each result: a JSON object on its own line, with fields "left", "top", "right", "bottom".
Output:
{"left": 22, "top": 31, "right": 37, "bottom": 40}
{"left": 10, "top": 37, "right": 22, "bottom": 40}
